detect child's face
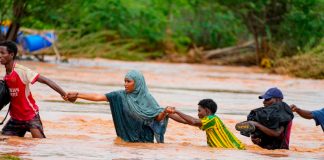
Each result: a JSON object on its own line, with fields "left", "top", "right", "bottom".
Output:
{"left": 124, "top": 78, "right": 135, "bottom": 93}
{"left": 198, "top": 106, "right": 209, "bottom": 119}
{"left": 0, "top": 46, "right": 13, "bottom": 65}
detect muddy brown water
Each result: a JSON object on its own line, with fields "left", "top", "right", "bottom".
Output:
{"left": 0, "top": 57, "right": 323, "bottom": 160}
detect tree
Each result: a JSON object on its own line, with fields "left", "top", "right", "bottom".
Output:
{"left": 219, "top": 0, "right": 289, "bottom": 64}
{"left": 0, "top": 0, "right": 12, "bottom": 41}
{"left": 1, "top": 0, "right": 67, "bottom": 41}
{"left": 6, "top": 0, "right": 28, "bottom": 41}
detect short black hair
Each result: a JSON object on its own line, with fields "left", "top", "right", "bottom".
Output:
{"left": 198, "top": 99, "right": 217, "bottom": 114}
{"left": 0, "top": 40, "right": 18, "bottom": 59}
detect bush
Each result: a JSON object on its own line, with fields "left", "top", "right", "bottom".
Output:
{"left": 272, "top": 40, "right": 324, "bottom": 79}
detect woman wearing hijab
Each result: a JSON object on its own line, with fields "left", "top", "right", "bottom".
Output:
{"left": 66, "top": 70, "right": 184, "bottom": 143}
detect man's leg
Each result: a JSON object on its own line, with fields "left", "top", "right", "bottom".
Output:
{"left": 30, "top": 128, "right": 45, "bottom": 138}
{"left": 1, "top": 118, "right": 27, "bottom": 137}
{"left": 28, "top": 115, "right": 46, "bottom": 138}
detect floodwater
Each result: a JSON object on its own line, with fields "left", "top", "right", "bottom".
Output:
{"left": 0, "top": 57, "right": 323, "bottom": 160}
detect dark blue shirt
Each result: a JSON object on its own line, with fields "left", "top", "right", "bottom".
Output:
{"left": 311, "top": 108, "right": 324, "bottom": 132}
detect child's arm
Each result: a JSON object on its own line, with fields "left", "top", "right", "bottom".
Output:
{"left": 168, "top": 114, "right": 188, "bottom": 124}
{"left": 174, "top": 109, "right": 202, "bottom": 127}
{"left": 67, "top": 92, "right": 108, "bottom": 102}
{"left": 37, "top": 75, "right": 66, "bottom": 97}
{"left": 164, "top": 106, "right": 188, "bottom": 124}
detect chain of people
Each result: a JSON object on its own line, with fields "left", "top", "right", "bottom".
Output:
{"left": 0, "top": 40, "right": 323, "bottom": 151}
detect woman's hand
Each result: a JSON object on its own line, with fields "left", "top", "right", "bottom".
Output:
{"left": 165, "top": 106, "right": 175, "bottom": 114}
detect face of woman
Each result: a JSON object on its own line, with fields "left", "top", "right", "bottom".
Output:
{"left": 124, "top": 78, "right": 135, "bottom": 93}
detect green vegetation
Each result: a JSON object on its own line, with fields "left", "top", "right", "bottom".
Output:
{"left": 0, "top": 0, "right": 323, "bottom": 78}
{"left": 272, "top": 39, "right": 324, "bottom": 79}
{"left": 0, "top": 155, "right": 20, "bottom": 160}
{"left": 59, "top": 30, "right": 164, "bottom": 61}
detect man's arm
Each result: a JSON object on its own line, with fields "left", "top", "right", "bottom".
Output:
{"left": 37, "top": 75, "right": 66, "bottom": 97}
{"left": 290, "top": 104, "right": 313, "bottom": 119}
{"left": 249, "top": 121, "right": 284, "bottom": 137}
{"left": 175, "top": 110, "right": 202, "bottom": 127}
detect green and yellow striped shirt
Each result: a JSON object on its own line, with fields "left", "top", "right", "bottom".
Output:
{"left": 200, "top": 115, "right": 245, "bottom": 149}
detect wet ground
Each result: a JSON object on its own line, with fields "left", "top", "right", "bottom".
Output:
{"left": 0, "top": 57, "right": 323, "bottom": 160}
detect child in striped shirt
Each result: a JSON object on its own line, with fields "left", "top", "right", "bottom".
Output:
{"left": 168, "top": 99, "right": 245, "bottom": 149}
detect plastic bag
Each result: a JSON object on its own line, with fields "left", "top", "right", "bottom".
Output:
{"left": 0, "top": 80, "right": 10, "bottom": 111}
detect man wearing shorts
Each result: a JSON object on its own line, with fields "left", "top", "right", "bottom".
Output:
{"left": 0, "top": 41, "right": 67, "bottom": 138}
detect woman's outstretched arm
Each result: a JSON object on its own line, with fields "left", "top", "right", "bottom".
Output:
{"left": 67, "top": 92, "right": 108, "bottom": 102}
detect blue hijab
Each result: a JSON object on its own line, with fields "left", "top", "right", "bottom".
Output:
{"left": 106, "top": 70, "right": 168, "bottom": 143}
{"left": 125, "top": 70, "right": 164, "bottom": 123}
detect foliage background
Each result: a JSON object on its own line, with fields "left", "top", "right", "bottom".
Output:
{"left": 0, "top": 0, "right": 323, "bottom": 78}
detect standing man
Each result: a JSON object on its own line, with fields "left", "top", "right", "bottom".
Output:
{"left": 0, "top": 41, "right": 67, "bottom": 138}
{"left": 236, "top": 87, "right": 294, "bottom": 149}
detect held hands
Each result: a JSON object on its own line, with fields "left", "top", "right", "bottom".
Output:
{"left": 290, "top": 104, "right": 298, "bottom": 112}
{"left": 164, "top": 106, "right": 176, "bottom": 114}
{"left": 63, "top": 92, "right": 79, "bottom": 103}
{"left": 62, "top": 94, "right": 69, "bottom": 101}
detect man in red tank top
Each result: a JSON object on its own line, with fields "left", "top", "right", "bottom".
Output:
{"left": 0, "top": 41, "right": 67, "bottom": 138}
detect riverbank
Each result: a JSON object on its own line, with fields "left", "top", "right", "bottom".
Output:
{"left": 35, "top": 31, "right": 324, "bottom": 79}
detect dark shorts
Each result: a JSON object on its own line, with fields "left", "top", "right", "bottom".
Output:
{"left": 1, "top": 114, "right": 46, "bottom": 138}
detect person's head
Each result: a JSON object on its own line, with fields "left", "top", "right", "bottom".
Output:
{"left": 0, "top": 41, "right": 17, "bottom": 65}
{"left": 124, "top": 70, "right": 147, "bottom": 94}
{"left": 259, "top": 87, "right": 283, "bottom": 107}
{"left": 197, "top": 99, "right": 217, "bottom": 118}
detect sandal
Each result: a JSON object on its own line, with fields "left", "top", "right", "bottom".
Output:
{"left": 235, "top": 121, "right": 256, "bottom": 133}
